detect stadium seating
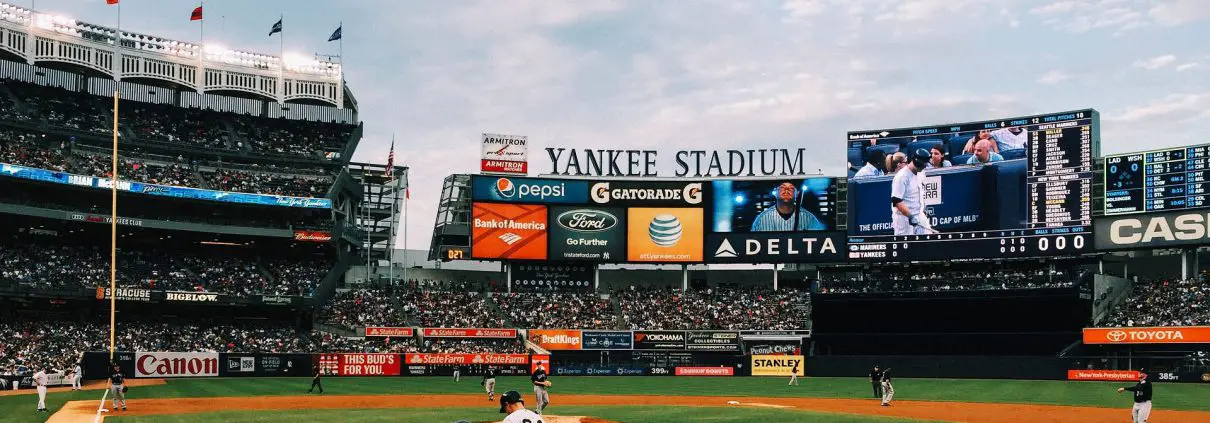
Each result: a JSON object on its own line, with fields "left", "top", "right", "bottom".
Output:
{"left": 320, "top": 288, "right": 407, "bottom": 331}
{"left": 495, "top": 292, "right": 617, "bottom": 330}
{"left": 1104, "top": 278, "right": 1210, "bottom": 327}
{"left": 616, "top": 287, "right": 811, "bottom": 330}
{"left": 819, "top": 263, "right": 1082, "bottom": 294}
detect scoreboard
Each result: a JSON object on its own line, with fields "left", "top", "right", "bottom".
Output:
{"left": 1027, "top": 113, "right": 1095, "bottom": 229}
{"left": 1104, "top": 143, "right": 1210, "bottom": 215}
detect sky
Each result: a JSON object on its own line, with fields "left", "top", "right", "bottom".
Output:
{"left": 25, "top": 0, "right": 1210, "bottom": 250}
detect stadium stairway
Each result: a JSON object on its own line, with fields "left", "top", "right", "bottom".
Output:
{"left": 482, "top": 293, "right": 512, "bottom": 327}
{"left": 608, "top": 294, "right": 625, "bottom": 329}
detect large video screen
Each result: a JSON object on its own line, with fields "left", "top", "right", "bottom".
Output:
{"left": 1103, "top": 143, "right": 1210, "bottom": 216}
{"left": 710, "top": 177, "right": 836, "bottom": 232}
{"left": 844, "top": 110, "right": 1097, "bottom": 261}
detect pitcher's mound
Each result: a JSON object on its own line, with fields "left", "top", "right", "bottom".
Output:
{"left": 482, "top": 417, "right": 619, "bottom": 423}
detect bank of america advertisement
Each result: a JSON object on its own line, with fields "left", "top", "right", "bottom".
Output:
{"left": 472, "top": 203, "right": 549, "bottom": 260}
{"left": 548, "top": 206, "right": 626, "bottom": 261}
{"left": 627, "top": 208, "right": 704, "bottom": 263}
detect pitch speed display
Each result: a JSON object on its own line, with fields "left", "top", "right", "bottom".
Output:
{"left": 845, "top": 109, "right": 1097, "bottom": 261}
{"left": 1104, "top": 143, "right": 1210, "bottom": 215}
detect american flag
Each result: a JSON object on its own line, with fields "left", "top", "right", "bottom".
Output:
{"left": 384, "top": 139, "right": 395, "bottom": 181}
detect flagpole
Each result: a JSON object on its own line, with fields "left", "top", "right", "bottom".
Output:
{"left": 277, "top": 14, "right": 284, "bottom": 103}
{"left": 199, "top": 0, "right": 204, "bottom": 45}
{"left": 403, "top": 175, "right": 408, "bottom": 287}
{"left": 115, "top": 1, "right": 121, "bottom": 81}
{"left": 387, "top": 135, "right": 397, "bottom": 286}
{"left": 109, "top": 89, "right": 119, "bottom": 361}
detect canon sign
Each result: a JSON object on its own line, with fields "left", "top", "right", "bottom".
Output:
{"left": 1095, "top": 211, "right": 1210, "bottom": 250}
{"left": 135, "top": 352, "right": 219, "bottom": 378}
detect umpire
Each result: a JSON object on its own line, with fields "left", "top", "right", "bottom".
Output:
{"left": 869, "top": 366, "right": 883, "bottom": 399}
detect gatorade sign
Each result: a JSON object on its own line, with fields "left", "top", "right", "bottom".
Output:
{"left": 750, "top": 354, "right": 805, "bottom": 377}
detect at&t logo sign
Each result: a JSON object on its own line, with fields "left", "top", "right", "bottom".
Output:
{"left": 648, "top": 214, "right": 683, "bottom": 247}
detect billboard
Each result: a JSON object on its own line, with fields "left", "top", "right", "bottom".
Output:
{"left": 710, "top": 177, "right": 835, "bottom": 232}
{"left": 845, "top": 110, "right": 1096, "bottom": 261}
{"left": 471, "top": 175, "right": 589, "bottom": 204}
{"left": 582, "top": 331, "right": 634, "bottom": 350}
{"left": 509, "top": 263, "right": 594, "bottom": 292}
{"left": 705, "top": 232, "right": 845, "bottom": 263}
{"left": 528, "top": 329, "right": 583, "bottom": 350}
{"left": 675, "top": 367, "right": 735, "bottom": 376}
{"left": 633, "top": 331, "right": 687, "bottom": 350}
{"left": 548, "top": 206, "right": 627, "bottom": 261}
{"left": 1067, "top": 370, "right": 1141, "bottom": 381}
{"left": 421, "top": 328, "right": 518, "bottom": 338}
{"left": 316, "top": 353, "right": 401, "bottom": 376}
{"left": 590, "top": 181, "right": 707, "bottom": 206}
{"left": 404, "top": 353, "right": 529, "bottom": 366}
{"left": 750, "top": 355, "right": 805, "bottom": 377}
{"left": 471, "top": 203, "right": 548, "bottom": 260}
{"left": 481, "top": 133, "right": 529, "bottom": 175}
{"left": 1083, "top": 327, "right": 1210, "bottom": 344}
{"left": 365, "top": 327, "right": 414, "bottom": 337}
{"left": 685, "top": 331, "right": 740, "bottom": 351}
{"left": 627, "top": 208, "right": 704, "bottom": 262}
{"left": 135, "top": 352, "right": 219, "bottom": 378}
{"left": 1094, "top": 210, "right": 1210, "bottom": 251}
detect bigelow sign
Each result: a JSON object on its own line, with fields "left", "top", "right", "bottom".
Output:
{"left": 135, "top": 352, "right": 219, "bottom": 378}
{"left": 546, "top": 148, "right": 809, "bottom": 177}
{"left": 1094, "top": 211, "right": 1210, "bottom": 250}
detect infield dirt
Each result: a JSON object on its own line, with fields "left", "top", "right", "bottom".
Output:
{"left": 44, "top": 393, "right": 1210, "bottom": 423}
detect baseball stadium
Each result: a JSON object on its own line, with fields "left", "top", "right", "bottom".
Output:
{"left": 2, "top": 2, "right": 1209, "bottom": 423}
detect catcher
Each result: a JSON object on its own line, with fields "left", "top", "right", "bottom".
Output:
{"left": 530, "top": 365, "right": 551, "bottom": 415}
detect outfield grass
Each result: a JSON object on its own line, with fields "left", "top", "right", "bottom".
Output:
{"left": 104, "top": 406, "right": 943, "bottom": 423}
{"left": 5, "top": 376, "right": 1208, "bottom": 423}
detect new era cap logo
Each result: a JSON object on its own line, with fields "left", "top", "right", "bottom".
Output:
{"left": 714, "top": 239, "right": 737, "bottom": 258}
{"left": 499, "top": 233, "right": 522, "bottom": 245}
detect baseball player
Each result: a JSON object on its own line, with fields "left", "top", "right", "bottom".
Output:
{"left": 307, "top": 365, "right": 323, "bottom": 394}
{"left": 109, "top": 364, "right": 127, "bottom": 411}
{"left": 751, "top": 182, "right": 826, "bottom": 231}
{"left": 1117, "top": 368, "right": 1153, "bottom": 423}
{"left": 71, "top": 362, "right": 83, "bottom": 391}
{"left": 869, "top": 366, "right": 884, "bottom": 399}
{"left": 531, "top": 366, "right": 551, "bottom": 415}
{"left": 453, "top": 365, "right": 461, "bottom": 382}
{"left": 880, "top": 367, "right": 894, "bottom": 406}
{"left": 499, "top": 390, "right": 543, "bottom": 423}
{"left": 483, "top": 366, "right": 499, "bottom": 401}
{"left": 891, "top": 149, "right": 933, "bottom": 235}
{"left": 788, "top": 361, "right": 800, "bottom": 386}
{"left": 34, "top": 365, "right": 48, "bottom": 412}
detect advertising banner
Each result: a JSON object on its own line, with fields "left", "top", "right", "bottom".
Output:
{"left": 531, "top": 354, "right": 550, "bottom": 373}
{"left": 293, "top": 230, "right": 333, "bottom": 242}
{"left": 95, "top": 287, "right": 153, "bottom": 302}
{"left": 259, "top": 295, "right": 303, "bottom": 307}
{"left": 421, "top": 328, "right": 518, "bottom": 338}
{"left": 528, "top": 329, "right": 582, "bottom": 351}
{"left": 627, "top": 208, "right": 704, "bottom": 263}
{"left": 365, "top": 327, "right": 415, "bottom": 337}
{"left": 509, "top": 263, "right": 595, "bottom": 292}
{"left": 675, "top": 367, "right": 735, "bottom": 376}
{"left": 164, "top": 291, "right": 227, "bottom": 303}
{"left": 405, "top": 353, "right": 530, "bottom": 366}
{"left": 750, "top": 355, "right": 805, "bottom": 377}
{"left": 315, "top": 353, "right": 401, "bottom": 376}
{"left": 471, "top": 203, "right": 548, "bottom": 260}
{"left": 590, "top": 181, "right": 707, "bottom": 206}
{"left": 685, "top": 331, "right": 740, "bottom": 351}
{"left": 69, "top": 212, "right": 146, "bottom": 228}
{"left": 582, "top": 331, "right": 633, "bottom": 350}
{"left": 705, "top": 232, "right": 845, "bottom": 264}
{"left": 1094, "top": 211, "right": 1210, "bottom": 250}
{"left": 481, "top": 133, "right": 529, "bottom": 175}
{"left": 633, "top": 331, "right": 687, "bottom": 350}
{"left": 1067, "top": 370, "right": 1140, "bottom": 381}
{"left": 135, "top": 352, "right": 220, "bottom": 378}
{"left": 548, "top": 206, "right": 627, "bottom": 261}
{"left": 256, "top": 354, "right": 310, "bottom": 377}
{"left": 745, "top": 342, "right": 802, "bottom": 356}
{"left": 1083, "top": 326, "right": 1210, "bottom": 344}
{"left": 225, "top": 356, "right": 257, "bottom": 374}
{"left": 553, "top": 366, "right": 647, "bottom": 376}
{"left": 471, "top": 175, "right": 589, "bottom": 204}
{"left": 0, "top": 163, "right": 332, "bottom": 209}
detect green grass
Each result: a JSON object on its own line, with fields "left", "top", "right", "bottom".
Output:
{"left": 105, "top": 406, "right": 941, "bottom": 423}
{"left": 4, "top": 376, "right": 1208, "bottom": 423}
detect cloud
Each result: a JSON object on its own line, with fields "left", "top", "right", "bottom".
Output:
{"left": 1134, "top": 55, "right": 1177, "bottom": 70}
{"left": 1031, "top": 1, "right": 1146, "bottom": 33}
{"left": 782, "top": 0, "right": 827, "bottom": 20}
{"left": 1176, "top": 63, "right": 1199, "bottom": 72}
{"left": 1109, "top": 93, "right": 1210, "bottom": 122}
{"left": 1149, "top": 0, "right": 1210, "bottom": 26}
{"left": 1037, "top": 70, "right": 1072, "bottom": 85}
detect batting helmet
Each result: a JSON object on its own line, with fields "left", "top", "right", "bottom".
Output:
{"left": 911, "top": 148, "right": 929, "bottom": 170}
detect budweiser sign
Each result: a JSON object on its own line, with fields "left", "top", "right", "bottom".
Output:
{"left": 366, "top": 327, "right": 415, "bottom": 337}
{"left": 405, "top": 353, "right": 529, "bottom": 365}
{"left": 421, "top": 328, "right": 518, "bottom": 338}
{"left": 293, "top": 230, "right": 333, "bottom": 242}
{"left": 135, "top": 352, "right": 219, "bottom": 378}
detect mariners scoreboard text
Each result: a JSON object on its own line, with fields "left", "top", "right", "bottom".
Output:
{"left": 1104, "top": 142, "right": 1210, "bottom": 216}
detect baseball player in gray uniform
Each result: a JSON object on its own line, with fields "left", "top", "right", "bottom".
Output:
{"left": 531, "top": 366, "right": 550, "bottom": 415}
{"left": 109, "top": 364, "right": 127, "bottom": 411}
{"left": 891, "top": 150, "right": 933, "bottom": 235}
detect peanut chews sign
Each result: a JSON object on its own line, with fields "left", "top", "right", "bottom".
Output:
{"left": 1083, "top": 327, "right": 1210, "bottom": 344}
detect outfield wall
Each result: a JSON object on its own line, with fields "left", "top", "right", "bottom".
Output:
{"left": 804, "top": 355, "right": 1076, "bottom": 380}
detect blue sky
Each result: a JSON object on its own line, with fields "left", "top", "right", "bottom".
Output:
{"left": 29, "top": 0, "right": 1210, "bottom": 249}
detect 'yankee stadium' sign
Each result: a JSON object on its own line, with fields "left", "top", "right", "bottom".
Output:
{"left": 545, "top": 148, "right": 809, "bottom": 177}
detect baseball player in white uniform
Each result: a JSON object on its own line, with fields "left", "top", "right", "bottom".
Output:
{"left": 891, "top": 149, "right": 933, "bottom": 236}
{"left": 880, "top": 368, "right": 895, "bottom": 406}
{"left": 71, "top": 363, "right": 83, "bottom": 391}
{"left": 499, "top": 391, "right": 543, "bottom": 423}
{"left": 34, "top": 366, "right": 49, "bottom": 412}
{"left": 453, "top": 365, "right": 460, "bottom": 382}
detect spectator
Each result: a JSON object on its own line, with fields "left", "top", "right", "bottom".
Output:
{"left": 1105, "top": 278, "right": 1210, "bottom": 327}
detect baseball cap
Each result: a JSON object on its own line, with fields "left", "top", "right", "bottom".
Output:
{"left": 501, "top": 391, "right": 524, "bottom": 404}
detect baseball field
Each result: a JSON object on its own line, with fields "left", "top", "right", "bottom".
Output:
{"left": 5, "top": 376, "right": 1210, "bottom": 422}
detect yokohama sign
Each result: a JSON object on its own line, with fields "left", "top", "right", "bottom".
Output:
{"left": 135, "top": 352, "right": 219, "bottom": 378}
{"left": 365, "top": 327, "right": 414, "bottom": 337}
{"left": 421, "top": 328, "right": 517, "bottom": 338}
{"left": 1083, "top": 327, "right": 1210, "bottom": 344}
{"left": 405, "top": 353, "right": 529, "bottom": 365}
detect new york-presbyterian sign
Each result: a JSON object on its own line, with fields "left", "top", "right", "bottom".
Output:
{"left": 545, "top": 148, "right": 809, "bottom": 177}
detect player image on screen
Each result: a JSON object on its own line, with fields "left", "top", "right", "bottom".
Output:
{"left": 890, "top": 151, "right": 933, "bottom": 235}
{"left": 711, "top": 178, "right": 835, "bottom": 233}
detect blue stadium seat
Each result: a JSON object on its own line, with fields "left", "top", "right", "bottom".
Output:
{"left": 908, "top": 140, "right": 943, "bottom": 156}
{"left": 1000, "top": 148, "right": 1026, "bottom": 160}
{"left": 867, "top": 144, "right": 899, "bottom": 158}
{"left": 848, "top": 147, "right": 864, "bottom": 169}
{"left": 949, "top": 137, "right": 969, "bottom": 158}
{"left": 952, "top": 153, "right": 973, "bottom": 164}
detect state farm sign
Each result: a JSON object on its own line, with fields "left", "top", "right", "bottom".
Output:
{"left": 405, "top": 353, "right": 529, "bottom": 365}
{"left": 365, "top": 327, "right": 414, "bottom": 337}
{"left": 421, "top": 328, "right": 518, "bottom": 338}
{"left": 1083, "top": 327, "right": 1210, "bottom": 344}
{"left": 135, "top": 352, "right": 219, "bottom": 378}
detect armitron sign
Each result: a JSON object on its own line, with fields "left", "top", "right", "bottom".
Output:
{"left": 1083, "top": 327, "right": 1210, "bottom": 344}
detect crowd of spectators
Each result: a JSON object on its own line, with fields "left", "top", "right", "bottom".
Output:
{"left": 0, "top": 243, "right": 324, "bottom": 297}
{"left": 0, "top": 128, "right": 66, "bottom": 171}
{"left": 310, "top": 332, "right": 422, "bottom": 354}
{"left": 819, "top": 264, "right": 1082, "bottom": 294}
{"left": 1104, "top": 277, "right": 1210, "bottom": 327}
{"left": 495, "top": 292, "right": 616, "bottom": 330}
{"left": 6, "top": 80, "right": 109, "bottom": 134}
{"left": 73, "top": 152, "right": 198, "bottom": 187}
{"left": 423, "top": 338, "right": 527, "bottom": 354}
{"left": 616, "top": 287, "right": 811, "bottom": 331}
{"left": 320, "top": 288, "right": 406, "bottom": 330}
{"left": 397, "top": 291, "right": 506, "bottom": 328}
{"left": 204, "top": 168, "right": 331, "bottom": 197}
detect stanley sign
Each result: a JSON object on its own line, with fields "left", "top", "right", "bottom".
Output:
{"left": 750, "top": 354, "right": 805, "bottom": 377}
